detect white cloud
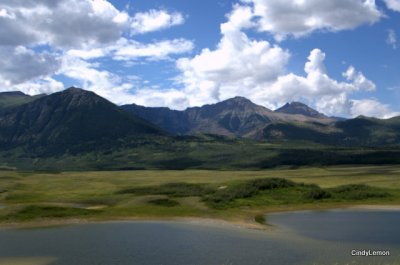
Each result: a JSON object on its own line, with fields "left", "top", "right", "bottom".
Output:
{"left": 0, "top": 46, "right": 60, "bottom": 85}
{"left": 131, "top": 89, "right": 190, "bottom": 110}
{"left": 67, "top": 48, "right": 110, "bottom": 60}
{"left": 265, "top": 49, "right": 378, "bottom": 116}
{"left": 0, "top": 0, "right": 129, "bottom": 48}
{"left": 343, "top": 65, "right": 376, "bottom": 91}
{"left": 10, "top": 77, "right": 64, "bottom": 96}
{"left": 350, "top": 99, "right": 400, "bottom": 118}
{"left": 113, "top": 38, "right": 194, "bottom": 60}
{"left": 0, "top": 0, "right": 397, "bottom": 119}
{"left": 0, "top": 0, "right": 130, "bottom": 93}
{"left": 243, "top": 0, "right": 383, "bottom": 41}
{"left": 386, "top": 29, "right": 397, "bottom": 49}
{"left": 66, "top": 37, "right": 193, "bottom": 61}
{"left": 60, "top": 55, "right": 136, "bottom": 104}
{"left": 383, "top": 0, "right": 400, "bottom": 12}
{"left": 127, "top": 4, "right": 395, "bottom": 119}
{"left": 0, "top": 0, "right": 192, "bottom": 98}
{"left": 174, "top": 5, "right": 290, "bottom": 107}
{"left": 0, "top": 8, "right": 15, "bottom": 19}
{"left": 220, "top": 4, "right": 255, "bottom": 34}
{"left": 131, "top": 9, "right": 184, "bottom": 34}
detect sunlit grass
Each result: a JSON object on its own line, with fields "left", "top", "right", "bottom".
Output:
{"left": 1, "top": 165, "right": 400, "bottom": 225}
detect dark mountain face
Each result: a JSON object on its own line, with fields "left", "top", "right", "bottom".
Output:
{"left": 0, "top": 91, "right": 45, "bottom": 109}
{"left": 123, "top": 97, "right": 276, "bottom": 137}
{"left": 121, "top": 104, "right": 189, "bottom": 134}
{"left": 184, "top": 97, "right": 274, "bottom": 136}
{"left": 275, "top": 102, "right": 326, "bottom": 118}
{"left": 122, "top": 97, "right": 336, "bottom": 138}
{"left": 263, "top": 116, "right": 400, "bottom": 146}
{"left": 0, "top": 87, "right": 164, "bottom": 153}
{"left": 122, "top": 98, "right": 400, "bottom": 145}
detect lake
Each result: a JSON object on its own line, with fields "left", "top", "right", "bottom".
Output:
{"left": 0, "top": 210, "right": 399, "bottom": 265}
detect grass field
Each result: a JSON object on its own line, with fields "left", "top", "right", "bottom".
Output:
{"left": 1, "top": 165, "right": 400, "bottom": 226}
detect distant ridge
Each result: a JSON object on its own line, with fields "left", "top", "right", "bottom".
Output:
{"left": 0, "top": 91, "right": 45, "bottom": 109}
{"left": 275, "top": 102, "right": 326, "bottom": 118}
{"left": 122, "top": 97, "right": 336, "bottom": 138}
{"left": 0, "top": 88, "right": 399, "bottom": 154}
{"left": 0, "top": 91, "right": 27, "bottom": 97}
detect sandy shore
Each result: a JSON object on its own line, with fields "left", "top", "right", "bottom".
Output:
{"left": 0, "top": 215, "right": 274, "bottom": 231}
{"left": 1, "top": 204, "right": 400, "bottom": 230}
{"left": 348, "top": 204, "right": 400, "bottom": 211}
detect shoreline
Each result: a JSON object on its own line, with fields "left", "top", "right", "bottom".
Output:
{"left": 0, "top": 216, "right": 270, "bottom": 231}
{"left": 2, "top": 204, "right": 400, "bottom": 231}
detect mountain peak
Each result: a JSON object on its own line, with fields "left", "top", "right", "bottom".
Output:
{"left": 223, "top": 96, "right": 253, "bottom": 104}
{"left": 217, "top": 96, "right": 272, "bottom": 112}
{"left": 0, "top": 91, "right": 27, "bottom": 97}
{"left": 53, "top": 87, "right": 106, "bottom": 107}
{"left": 229, "top": 96, "right": 252, "bottom": 102}
{"left": 64, "top": 87, "right": 89, "bottom": 94}
{"left": 0, "top": 88, "right": 165, "bottom": 152}
{"left": 275, "top": 101, "right": 326, "bottom": 118}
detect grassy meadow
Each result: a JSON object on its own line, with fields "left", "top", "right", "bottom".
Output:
{"left": 1, "top": 165, "right": 400, "bottom": 226}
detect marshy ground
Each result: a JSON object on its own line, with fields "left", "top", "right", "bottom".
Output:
{"left": 1, "top": 165, "right": 400, "bottom": 227}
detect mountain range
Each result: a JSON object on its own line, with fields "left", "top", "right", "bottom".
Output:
{"left": 1, "top": 87, "right": 400, "bottom": 170}
{"left": 121, "top": 97, "right": 336, "bottom": 139}
{"left": 0, "top": 87, "right": 400, "bottom": 153}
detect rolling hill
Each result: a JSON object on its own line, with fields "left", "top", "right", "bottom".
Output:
{"left": 0, "top": 91, "right": 45, "bottom": 109}
{"left": 0, "top": 87, "right": 165, "bottom": 153}
{"left": 262, "top": 115, "right": 400, "bottom": 146}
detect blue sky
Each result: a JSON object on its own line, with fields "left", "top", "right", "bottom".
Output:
{"left": 0, "top": 0, "right": 399, "bottom": 118}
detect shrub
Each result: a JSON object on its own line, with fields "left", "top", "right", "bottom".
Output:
{"left": 303, "top": 185, "right": 331, "bottom": 200}
{"left": 148, "top": 198, "right": 179, "bottom": 207}
{"left": 330, "top": 184, "right": 389, "bottom": 200}
{"left": 4, "top": 205, "right": 93, "bottom": 221}
{"left": 254, "top": 214, "right": 266, "bottom": 224}
{"left": 205, "top": 178, "right": 296, "bottom": 207}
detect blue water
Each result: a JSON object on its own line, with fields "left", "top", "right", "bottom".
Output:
{"left": 0, "top": 221, "right": 307, "bottom": 265}
{"left": 268, "top": 209, "right": 400, "bottom": 245}
{"left": 0, "top": 210, "right": 399, "bottom": 265}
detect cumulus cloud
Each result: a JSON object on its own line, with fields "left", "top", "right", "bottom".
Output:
{"left": 66, "top": 38, "right": 194, "bottom": 61}
{"left": 0, "top": 0, "right": 129, "bottom": 94}
{"left": 343, "top": 65, "right": 376, "bottom": 91}
{"left": 131, "top": 88, "right": 190, "bottom": 110}
{"left": 0, "top": 0, "right": 396, "bottom": 119}
{"left": 386, "top": 29, "right": 397, "bottom": 49}
{"left": 350, "top": 99, "right": 400, "bottom": 118}
{"left": 10, "top": 77, "right": 64, "bottom": 96}
{"left": 173, "top": 5, "right": 290, "bottom": 107}
{"left": 383, "top": 0, "right": 400, "bottom": 12}
{"left": 113, "top": 38, "right": 194, "bottom": 60}
{"left": 131, "top": 9, "right": 185, "bottom": 34}
{"left": 126, "top": 4, "right": 395, "bottom": 119}
{"left": 60, "top": 55, "right": 136, "bottom": 104}
{"left": 168, "top": 7, "right": 381, "bottom": 117}
{"left": 243, "top": 0, "right": 383, "bottom": 40}
{"left": 262, "top": 49, "right": 378, "bottom": 116}
{"left": 0, "top": 0, "right": 191, "bottom": 99}
{"left": 0, "top": 0, "right": 129, "bottom": 48}
{"left": 0, "top": 46, "right": 60, "bottom": 85}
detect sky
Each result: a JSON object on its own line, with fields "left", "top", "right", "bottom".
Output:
{"left": 1, "top": 0, "right": 400, "bottom": 118}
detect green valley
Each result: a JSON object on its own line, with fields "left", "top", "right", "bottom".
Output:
{"left": 1, "top": 166, "right": 400, "bottom": 226}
